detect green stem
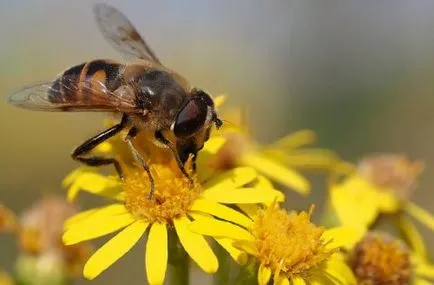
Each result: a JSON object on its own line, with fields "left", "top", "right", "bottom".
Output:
{"left": 168, "top": 229, "right": 189, "bottom": 285}
{"left": 320, "top": 200, "right": 341, "bottom": 228}
{"left": 234, "top": 260, "right": 257, "bottom": 285}
{"left": 213, "top": 243, "right": 231, "bottom": 285}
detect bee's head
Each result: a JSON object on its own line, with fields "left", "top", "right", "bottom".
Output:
{"left": 171, "top": 88, "right": 222, "bottom": 163}
{"left": 171, "top": 89, "right": 222, "bottom": 139}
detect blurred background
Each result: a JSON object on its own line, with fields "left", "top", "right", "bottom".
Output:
{"left": 1, "top": 0, "right": 434, "bottom": 284}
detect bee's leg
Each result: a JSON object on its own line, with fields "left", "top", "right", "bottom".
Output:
{"left": 125, "top": 127, "right": 155, "bottom": 200}
{"left": 154, "top": 131, "right": 194, "bottom": 185}
{"left": 192, "top": 154, "right": 197, "bottom": 173}
{"left": 71, "top": 114, "right": 128, "bottom": 179}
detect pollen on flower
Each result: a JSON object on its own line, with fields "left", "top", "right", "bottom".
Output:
{"left": 252, "top": 203, "right": 335, "bottom": 279}
{"left": 357, "top": 154, "right": 424, "bottom": 200}
{"left": 349, "top": 232, "right": 411, "bottom": 285}
{"left": 123, "top": 163, "right": 201, "bottom": 224}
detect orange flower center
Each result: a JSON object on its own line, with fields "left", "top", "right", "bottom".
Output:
{"left": 349, "top": 232, "right": 412, "bottom": 285}
{"left": 123, "top": 164, "right": 201, "bottom": 224}
{"left": 252, "top": 204, "right": 334, "bottom": 278}
{"left": 357, "top": 154, "right": 424, "bottom": 200}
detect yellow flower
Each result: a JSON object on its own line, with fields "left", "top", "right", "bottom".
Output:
{"left": 189, "top": 202, "right": 364, "bottom": 285}
{"left": 92, "top": 100, "right": 338, "bottom": 196}
{"left": 348, "top": 232, "right": 434, "bottom": 285}
{"left": 63, "top": 161, "right": 284, "bottom": 285}
{"left": 199, "top": 128, "right": 340, "bottom": 196}
{"left": 197, "top": 104, "right": 339, "bottom": 196}
{"left": 329, "top": 154, "right": 434, "bottom": 258}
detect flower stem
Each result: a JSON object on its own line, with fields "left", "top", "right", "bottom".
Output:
{"left": 234, "top": 260, "right": 257, "bottom": 285}
{"left": 168, "top": 229, "right": 189, "bottom": 285}
{"left": 320, "top": 200, "right": 341, "bottom": 228}
{"left": 213, "top": 243, "right": 231, "bottom": 285}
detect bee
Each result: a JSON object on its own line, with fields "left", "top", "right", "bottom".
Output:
{"left": 7, "top": 3, "right": 222, "bottom": 198}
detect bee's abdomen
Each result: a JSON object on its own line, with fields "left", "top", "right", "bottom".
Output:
{"left": 48, "top": 60, "right": 123, "bottom": 104}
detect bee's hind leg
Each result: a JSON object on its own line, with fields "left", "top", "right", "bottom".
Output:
{"left": 71, "top": 114, "right": 128, "bottom": 179}
{"left": 154, "top": 130, "right": 194, "bottom": 185}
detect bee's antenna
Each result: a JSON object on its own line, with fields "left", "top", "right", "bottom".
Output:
{"left": 214, "top": 117, "right": 223, "bottom": 129}
{"left": 221, "top": 119, "right": 234, "bottom": 127}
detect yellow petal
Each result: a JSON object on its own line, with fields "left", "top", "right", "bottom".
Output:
{"left": 330, "top": 178, "right": 379, "bottom": 227}
{"left": 274, "top": 276, "right": 289, "bottom": 285}
{"left": 63, "top": 208, "right": 99, "bottom": 228}
{"left": 413, "top": 258, "right": 434, "bottom": 279}
{"left": 237, "top": 204, "right": 261, "bottom": 219}
{"left": 395, "top": 214, "right": 427, "bottom": 259}
{"left": 189, "top": 207, "right": 250, "bottom": 265}
{"left": 189, "top": 218, "right": 253, "bottom": 241}
{"left": 327, "top": 162, "right": 357, "bottom": 186}
{"left": 274, "top": 129, "right": 317, "bottom": 150}
{"left": 405, "top": 202, "right": 434, "bottom": 231}
{"left": 63, "top": 212, "right": 135, "bottom": 245}
{"left": 322, "top": 226, "right": 366, "bottom": 250}
{"left": 213, "top": 94, "right": 227, "bottom": 108}
{"left": 283, "top": 149, "right": 339, "bottom": 170}
{"left": 188, "top": 211, "right": 212, "bottom": 221}
{"left": 292, "top": 277, "right": 306, "bottom": 285}
{"left": 375, "top": 190, "right": 400, "bottom": 213}
{"left": 215, "top": 237, "right": 248, "bottom": 265}
{"left": 190, "top": 199, "right": 253, "bottom": 228}
{"left": 255, "top": 175, "right": 275, "bottom": 189}
{"left": 83, "top": 221, "right": 148, "bottom": 279}
{"left": 324, "top": 255, "right": 356, "bottom": 285}
{"left": 413, "top": 277, "right": 433, "bottom": 285}
{"left": 233, "top": 240, "right": 258, "bottom": 256}
{"left": 203, "top": 187, "right": 284, "bottom": 204}
{"left": 265, "top": 148, "right": 339, "bottom": 170}
{"left": 64, "top": 204, "right": 127, "bottom": 229}
{"left": 146, "top": 223, "right": 168, "bottom": 285}
{"left": 241, "top": 153, "right": 310, "bottom": 195}
{"left": 95, "top": 141, "right": 113, "bottom": 154}
{"left": 258, "top": 263, "right": 272, "bottom": 285}
{"left": 174, "top": 216, "right": 218, "bottom": 273}
{"left": 62, "top": 167, "right": 96, "bottom": 187}
{"left": 309, "top": 274, "right": 334, "bottom": 285}
{"left": 202, "top": 136, "right": 227, "bottom": 155}
{"left": 203, "top": 167, "right": 257, "bottom": 190}
{"left": 190, "top": 208, "right": 251, "bottom": 264}
{"left": 67, "top": 172, "right": 123, "bottom": 202}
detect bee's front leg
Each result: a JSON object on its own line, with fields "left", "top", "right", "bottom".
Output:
{"left": 154, "top": 130, "right": 194, "bottom": 185}
{"left": 125, "top": 127, "right": 155, "bottom": 199}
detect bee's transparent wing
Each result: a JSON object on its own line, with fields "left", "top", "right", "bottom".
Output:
{"left": 93, "top": 3, "right": 161, "bottom": 64}
{"left": 7, "top": 77, "right": 139, "bottom": 113}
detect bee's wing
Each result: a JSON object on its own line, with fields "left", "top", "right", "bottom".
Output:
{"left": 93, "top": 3, "right": 161, "bottom": 64}
{"left": 7, "top": 77, "right": 139, "bottom": 113}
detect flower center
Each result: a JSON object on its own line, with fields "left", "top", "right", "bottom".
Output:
{"left": 349, "top": 232, "right": 411, "bottom": 285}
{"left": 357, "top": 154, "right": 424, "bottom": 199}
{"left": 123, "top": 164, "right": 201, "bottom": 224}
{"left": 252, "top": 204, "right": 334, "bottom": 278}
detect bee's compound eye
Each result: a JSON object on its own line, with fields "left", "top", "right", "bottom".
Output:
{"left": 173, "top": 99, "right": 208, "bottom": 138}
